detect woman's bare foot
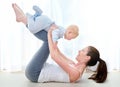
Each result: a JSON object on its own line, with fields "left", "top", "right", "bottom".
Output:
{"left": 12, "top": 3, "right": 27, "bottom": 24}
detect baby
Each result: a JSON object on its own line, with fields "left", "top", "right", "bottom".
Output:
{"left": 12, "top": 3, "right": 79, "bottom": 43}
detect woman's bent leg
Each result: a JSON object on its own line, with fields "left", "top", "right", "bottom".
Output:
{"left": 25, "top": 42, "right": 49, "bottom": 82}
{"left": 25, "top": 31, "right": 49, "bottom": 82}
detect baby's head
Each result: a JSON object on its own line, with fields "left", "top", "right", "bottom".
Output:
{"left": 64, "top": 24, "right": 79, "bottom": 40}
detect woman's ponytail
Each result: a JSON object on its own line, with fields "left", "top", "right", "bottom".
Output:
{"left": 88, "top": 58, "right": 107, "bottom": 83}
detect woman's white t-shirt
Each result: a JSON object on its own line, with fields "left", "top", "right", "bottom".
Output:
{"left": 38, "top": 63, "right": 70, "bottom": 82}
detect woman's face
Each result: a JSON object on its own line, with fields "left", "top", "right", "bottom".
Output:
{"left": 76, "top": 47, "right": 90, "bottom": 62}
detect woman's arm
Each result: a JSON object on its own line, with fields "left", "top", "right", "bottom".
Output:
{"left": 49, "top": 25, "right": 75, "bottom": 64}
{"left": 48, "top": 28, "right": 81, "bottom": 82}
{"left": 48, "top": 26, "right": 74, "bottom": 64}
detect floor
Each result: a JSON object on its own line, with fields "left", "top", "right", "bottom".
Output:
{"left": 0, "top": 71, "right": 119, "bottom": 87}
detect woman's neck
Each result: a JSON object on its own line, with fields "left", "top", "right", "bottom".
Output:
{"left": 75, "top": 62, "right": 87, "bottom": 72}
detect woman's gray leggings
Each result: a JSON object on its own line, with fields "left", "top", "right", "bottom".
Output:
{"left": 25, "top": 30, "right": 49, "bottom": 82}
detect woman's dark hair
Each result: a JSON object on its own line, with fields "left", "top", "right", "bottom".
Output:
{"left": 86, "top": 46, "right": 107, "bottom": 83}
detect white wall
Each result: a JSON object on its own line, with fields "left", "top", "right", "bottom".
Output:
{"left": 56, "top": 0, "right": 120, "bottom": 71}
{"left": 0, "top": 0, "right": 120, "bottom": 71}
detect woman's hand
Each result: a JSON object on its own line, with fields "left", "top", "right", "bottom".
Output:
{"left": 50, "top": 24, "right": 58, "bottom": 30}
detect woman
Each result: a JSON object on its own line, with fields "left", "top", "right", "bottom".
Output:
{"left": 25, "top": 25, "right": 107, "bottom": 83}
{"left": 47, "top": 28, "right": 107, "bottom": 83}
{"left": 12, "top": 2, "right": 107, "bottom": 83}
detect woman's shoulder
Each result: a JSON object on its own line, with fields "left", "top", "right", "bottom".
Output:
{"left": 67, "top": 63, "right": 83, "bottom": 82}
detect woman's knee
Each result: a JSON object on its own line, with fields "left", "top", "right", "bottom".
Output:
{"left": 34, "top": 30, "right": 48, "bottom": 41}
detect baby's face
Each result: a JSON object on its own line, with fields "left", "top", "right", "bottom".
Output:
{"left": 65, "top": 32, "right": 77, "bottom": 40}
{"left": 65, "top": 25, "right": 79, "bottom": 40}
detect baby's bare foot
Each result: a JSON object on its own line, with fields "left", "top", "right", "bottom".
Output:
{"left": 12, "top": 3, "right": 26, "bottom": 22}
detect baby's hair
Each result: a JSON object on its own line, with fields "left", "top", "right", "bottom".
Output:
{"left": 67, "top": 25, "right": 79, "bottom": 36}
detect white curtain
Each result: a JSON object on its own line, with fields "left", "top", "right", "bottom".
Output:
{"left": 0, "top": 0, "right": 120, "bottom": 72}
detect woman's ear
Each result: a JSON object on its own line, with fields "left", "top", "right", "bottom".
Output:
{"left": 86, "top": 56, "right": 91, "bottom": 61}
{"left": 83, "top": 56, "right": 91, "bottom": 65}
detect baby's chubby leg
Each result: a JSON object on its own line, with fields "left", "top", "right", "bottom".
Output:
{"left": 12, "top": 3, "right": 27, "bottom": 25}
